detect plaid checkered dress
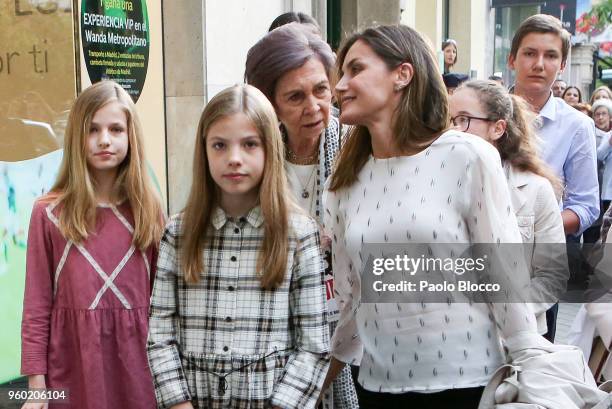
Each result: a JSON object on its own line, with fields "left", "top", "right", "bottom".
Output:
{"left": 147, "top": 206, "right": 330, "bottom": 408}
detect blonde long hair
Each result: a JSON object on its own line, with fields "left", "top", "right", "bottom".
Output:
{"left": 48, "top": 80, "right": 164, "bottom": 250}
{"left": 590, "top": 85, "right": 612, "bottom": 105}
{"left": 180, "top": 84, "right": 291, "bottom": 289}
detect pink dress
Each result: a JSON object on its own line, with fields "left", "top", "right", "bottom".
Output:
{"left": 21, "top": 200, "right": 157, "bottom": 409}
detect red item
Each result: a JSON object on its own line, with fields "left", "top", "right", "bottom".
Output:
{"left": 21, "top": 200, "right": 158, "bottom": 409}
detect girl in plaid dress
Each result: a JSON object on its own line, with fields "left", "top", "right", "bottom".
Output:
{"left": 147, "top": 84, "right": 330, "bottom": 409}
{"left": 21, "top": 80, "right": 164, "bottom": 409}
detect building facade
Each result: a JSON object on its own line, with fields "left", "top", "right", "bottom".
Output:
{"left": 0, "top": 0, "right": 602, "bottom": 385}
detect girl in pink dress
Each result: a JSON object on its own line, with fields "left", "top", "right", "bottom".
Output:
{"left": 21, "top": 80, "right": 165, "bottom": 409}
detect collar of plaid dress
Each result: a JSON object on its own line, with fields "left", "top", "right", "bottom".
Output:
{"left": 211, "top": 206, "right": 264, "bottom": 230}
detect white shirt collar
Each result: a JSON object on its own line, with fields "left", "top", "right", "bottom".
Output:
{"left": 538, "top": 92, "right": 557, "bottom": 122}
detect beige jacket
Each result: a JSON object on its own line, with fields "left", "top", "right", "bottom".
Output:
{"left": 505, "top": 164, "right": 568, "bottom": 334}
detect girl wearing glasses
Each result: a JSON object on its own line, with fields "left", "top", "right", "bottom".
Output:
{"left": 322, "top": 25, "right": 540, "bottom": 407}
{"left": 449, "top": 80, "right": 567, "bottom": 338}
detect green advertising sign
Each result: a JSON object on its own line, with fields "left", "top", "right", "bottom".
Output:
{"left": 81, "top": 0, "right": 150, "bottom": 101}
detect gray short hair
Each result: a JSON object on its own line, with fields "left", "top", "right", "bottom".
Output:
{"left": 245, "top": 23, "right": 334, "bottom": 104}
{"left": 592, "top": 98, "right": 612, "bottom": 116}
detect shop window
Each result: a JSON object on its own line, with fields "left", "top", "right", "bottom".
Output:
{"left": 494, "top": 4, "right": 540, "bottom": 87}
{"left": 0, "top": 0, "right": 76, "bottom": 384}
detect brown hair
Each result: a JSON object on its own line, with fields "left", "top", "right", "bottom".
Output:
{"left": 268, "top": 12, "right": 320, "bottom": 33}
{"left": 510, "top": 14, "right": 571, "bottom": 64}
{"left": 569, "top": 102, "right": 592, "bottom": 117}
{"left": 329, "top": 24, "right": 449, "bottom": 191}
{"left": 49, "top": 80, "right": 164, "bottom": 249}
{"left": 562, "top": 85, "right": 582, "bottom": 103}
{"left": 442, "top": 39, "right": 458, "bottom": 66}
{"left": 459, "top": 80, "right": 561, "bottom": 194}
{"left": 245, "top": 23, "right": 334, "bottom": 105}
{"left": 180, "top": 84, "right": 292, "bottom": 289}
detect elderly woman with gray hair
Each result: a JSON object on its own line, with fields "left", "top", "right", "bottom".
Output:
{"left": 595, "top": 99, "right": 612, "bottom": 239}
{"left": 245, "top": 23, "right": 358, "bottom": 408}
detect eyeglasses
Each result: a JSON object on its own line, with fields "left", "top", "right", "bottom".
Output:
{"left": 450, "top": 115, "right": 493, "bottom": 132}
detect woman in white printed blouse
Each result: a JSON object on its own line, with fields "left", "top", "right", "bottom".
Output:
{"left": 321, "top": 25, "right": 540, "bottom": 408}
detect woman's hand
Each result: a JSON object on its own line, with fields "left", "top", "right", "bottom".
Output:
{"left": 318, "top": 224, "right": 332, "bottom": 252}
{"left": 170, "top": 402, "right": 195, "bottom": 409}
{"left": 27, "top": 374, "right": 46, "bottom": 389}
{"left": 320, "top": 357, "right": 346, "bottom": 396}
{"left": 320, "top": 234, "right": 332, "bottom": 252}
{"left": 21, "top": 402, "right": 47, "bottom": 409}
{"left": 21, "top": 375, "right": 48, "bottom": 409}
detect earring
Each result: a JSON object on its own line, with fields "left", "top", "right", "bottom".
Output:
{"left": 394, "top": 84, "right": 405, "bottom": 92}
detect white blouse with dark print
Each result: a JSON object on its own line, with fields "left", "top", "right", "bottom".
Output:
{"left": 324, "top": 130, "right": 538, "bottom": 393}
